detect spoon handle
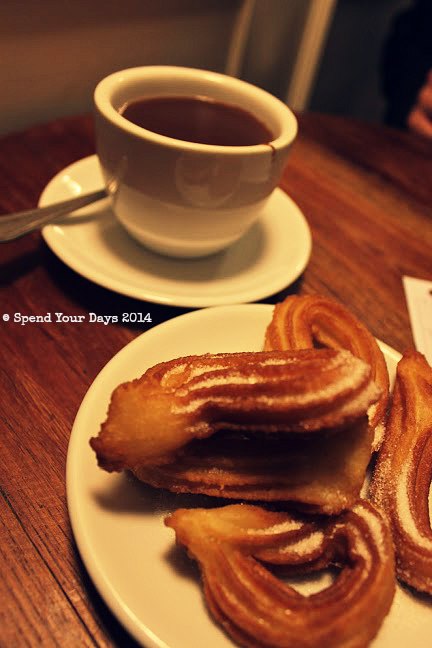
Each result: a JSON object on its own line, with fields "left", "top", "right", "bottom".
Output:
{"left": 0, "top": 188, "right": 107, "bottom": 242}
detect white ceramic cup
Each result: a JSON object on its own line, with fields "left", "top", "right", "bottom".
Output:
{"left": 94, "top": 66, "right": 298, "bottom": 258}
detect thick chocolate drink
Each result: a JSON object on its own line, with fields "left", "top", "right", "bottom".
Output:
{"left": 120, "top": 95, "right": 274, "bottom": 146}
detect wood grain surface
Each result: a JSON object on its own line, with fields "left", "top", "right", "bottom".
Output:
{"left": 0, "top": 113, "right": 431, "bottom": 647}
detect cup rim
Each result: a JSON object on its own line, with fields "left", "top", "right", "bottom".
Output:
{"left": 94, "top": 65, "right": 298, "bottom": 154}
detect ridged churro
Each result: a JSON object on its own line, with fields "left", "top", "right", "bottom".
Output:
{"left": 166, "top": 501, "right": 395, "bottom": 648}
{"left": 370, "top": 350, "right": 432, "bottom": 594}
{"left": 264, "top": 294, "right": 389, "bottom": 450}
{"left": 91, "top": 348, "right": 380, "bottom": 513}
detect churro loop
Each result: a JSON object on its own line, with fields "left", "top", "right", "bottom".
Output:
{"left": 264, "top": 294, "right": 389, "bottom": 449}
{"left": 370, "top": 350, "right": 432, "bottom": 594}
{"left": 91, "top": 348, "right": 380, "bottom": 469}
{"left": 166, "top": 501, "right": 395, "bottom": 648}
{"left": 91, "top": 348, "right": 380, "bottom": 513}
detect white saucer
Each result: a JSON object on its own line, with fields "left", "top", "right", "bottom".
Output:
{"left": 67, "top": 305, "right": 431, "bottom": 648}
{"left": 40, "top": 155, "right": 311, "bottom": 308}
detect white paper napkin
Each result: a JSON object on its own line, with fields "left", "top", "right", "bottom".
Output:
{"left": 402, "top": 276, "right": 432, "bottom": 365}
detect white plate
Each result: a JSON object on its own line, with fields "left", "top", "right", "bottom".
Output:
{"left": 67, "top": 305, "right": 431, "bottom": 648}
{"left": 40, "top": 156, "right": 312, "bottom": 308}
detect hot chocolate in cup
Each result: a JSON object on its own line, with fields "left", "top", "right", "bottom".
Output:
{"left": 94, "top": 66, "right": 298, "bottom": 258}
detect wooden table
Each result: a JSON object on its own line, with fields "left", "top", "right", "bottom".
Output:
{"left": 1, "top": 113, "right": 431, "bottom": 646}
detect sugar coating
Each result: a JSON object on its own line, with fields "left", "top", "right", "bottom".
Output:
{"left": 354, "top": 503, "right": 388, "bottom": 557}
{"left": 351, "top": 528, "right": 373, "bottom": 570}
{"left": 246, "top": 519, "right": 304, "bottom": 535}
{"left": 281, "top": 530, "right": 325, "bottom": 556}
{"left": 396, "top": 463, "right": 432, "bottom": 550}
{"left": 170, "top": 350, "right": 378, "bottom": 418}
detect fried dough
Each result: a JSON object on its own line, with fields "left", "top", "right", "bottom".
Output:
{"left": 264, "top": 294, "right": 389, "bottom": 449}
{"left": 165, "top": 501, "right": 395, "bottom": 648}
{"left": 91, "top": 348, "right": 380, "bottom": 513}
{"left": 370, "top": 350, "right": 432, "bottom": 593}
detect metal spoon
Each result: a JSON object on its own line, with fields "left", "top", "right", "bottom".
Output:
{"left": 0, "top": 188, "right": 107, "bottom": 242}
